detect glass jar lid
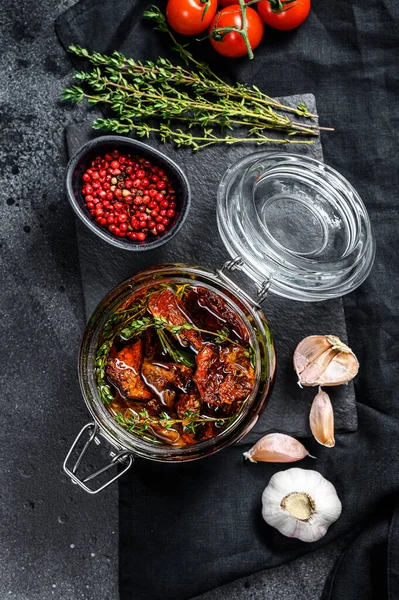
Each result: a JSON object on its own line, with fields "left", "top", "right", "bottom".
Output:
{"left": 217, "top": 153, "right": 375, "bottom": 302}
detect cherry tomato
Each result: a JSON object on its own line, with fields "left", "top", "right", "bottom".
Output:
{"left": 166, "top": 0, "right": 218, "bottom": 36}
{"left": 209, "top": 5, "right": 264, "bottom": 58}
{"left": 257, "top": 0, "right": 310, "bottom": 31}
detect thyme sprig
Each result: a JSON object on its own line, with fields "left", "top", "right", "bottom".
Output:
{"left": 62, "top": 36, "right": 327, "bottom": 150}
{"left": 175, "top": 283, "right": 190, "bottom": 300}
{"left": 92, "top": 119, "right": 313, "bottom": 150}
{"left": 119, "top": 316, "right": 153, "bottom": 340}
{"left": 119, "top": 314, "right": 242, "bottom": 348}
{"left": 114, "top": 410, "right": 164, "bottom": 443}
{"left": 157, "top": 328, "right": 196, "bottom": 368}
{"left": 244, "top": 345, "right": 256, "bottom": 369}
{"left": 114, "top": 410, "right": 237, "bottom": 439}
{"left": 68, "top": 38, "right": 314, "bottom": 120}
{"left": 161, "top": 319, "right": 239, "bottom": 346}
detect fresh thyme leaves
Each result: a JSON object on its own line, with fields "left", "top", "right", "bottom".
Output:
{"left": 113, "top": 410, "right": 237, "bottom": 439}
{"left": 244, "top": 345, "right": 257, "bottom": 369}
{"left": 175, "top": 283, "right": 190, "bottom": 300}
{"left": 182, "top": 417, "right": 199, "bottom": 435}
{"left": 114, "top": 412, "right": 163, "bottom": 443}
{"left": 169, "top": 322, "right": 196, "bottom": 335}
{"left": 114, "top": 412, "right": 135, "bottom": 429}
{"left": 62, "top": 37, "right": 329, "bottom": 150}
{"left": 181, "top": 411, "right": 238, "bottom": 434}
{"left": 120, "top": 317, "right": 153, "bottom": 341}
{"left": 159, "top": 412, "right": 173, "bottom": 429}
{"left": 166, "top": 320, "right": 241, "bottom": 346}
{"left": 97, "top": 380, "right": 114, "bottom": 405}
{"left": 214, "top": 326, "right": 230, "bottom": 344}
{"left": 157, "top": 328, "right": 196, "bottom": 368}
{"left": 153, "top": 317, "right": 241, "bottom": 346}
{"left": 118, "top": 312, "right": 241, "bottom": 348}
{"left": 139, "top": 408, "right": 150, "bottom": 422}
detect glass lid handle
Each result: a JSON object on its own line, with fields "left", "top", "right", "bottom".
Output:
{"left": 216, "top": 257, "right": 272, "bottom": 308}
{"left": 63, "top": 422, "right": 134, "bottom": 494}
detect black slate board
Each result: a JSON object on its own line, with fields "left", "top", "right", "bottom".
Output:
{"left": 66, "top": 104, "right": 357, "bottom": 443}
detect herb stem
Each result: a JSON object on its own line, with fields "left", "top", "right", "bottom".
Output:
{"left": 116, "top": 62, "right": 317, "bottom": 118}
{"left": 64, "top": 34, "right": 327, "bottom": 150}
{"left": 79, "top": 76, "right": 318, "bottom": 135}
{"left": 72, "top": 45, "right": 317, "bottom": 119}
{"left": 114, "top": 411, "right": 236, "bottom": 436}
{"left": 181, "top": 326, "right": 240, "bottom": 346}
{"left": 137, "top": 416, "right": 231, "bottom": 426}
{"left": 93, "top": 118, "right": 314, "bottom": 149}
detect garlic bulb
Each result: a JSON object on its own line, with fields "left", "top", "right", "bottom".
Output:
{"left": 243, "top": 433, "right": 314, "bottom": 463}
{"left": 262, "top": 468, "right": 342, "bottom": 542}
{"left": 309, "top": 387, "right": 335, "bottom": 447}
{"left": 294, "top": 335, "right": 359, "bottom": 387}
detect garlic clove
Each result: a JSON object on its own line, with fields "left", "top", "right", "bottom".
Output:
{"left": 297, "top": 348, "right": 339, "bottom": 387}
{"left": 293, "top": 335, "right": 332, "bottom": 376}
{"left": 262, "top": 468, "right": 342, "bottom": 542}
{"left": 243, "top": 433, "right": 314, "bottom": 463}
{"left": 293, "top": 335, "right": 359, "bottom": 387}
{"left": 309, "top": 387, "right": 335, "bottom": 447}
{"left": 316, "top": 351, "right": 359, "bottom": 386}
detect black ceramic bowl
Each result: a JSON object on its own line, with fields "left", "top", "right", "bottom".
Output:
{"left": 66, "top": 135, "right": 191, "bottom": 251}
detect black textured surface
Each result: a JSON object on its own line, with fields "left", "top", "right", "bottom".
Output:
{"left": 57, "top": 1, "right": 399, "bottom": 600}
{"left": 3, "top": 0, "right": 399, "bottom": 598}
{"left": 0, "top": 1, "right": 119, "bottom": 599}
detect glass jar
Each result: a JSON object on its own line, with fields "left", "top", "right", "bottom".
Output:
{"left": 64, "top": 264, "right": 276, "bottom": 493}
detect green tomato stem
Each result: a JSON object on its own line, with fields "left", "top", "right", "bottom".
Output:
{"left": 239, "top": 0, "right": 254, "bottom": 60}
{"left": 201, "top": 0, "right": 212, "bottom": 20}
{"left": 210, "top": 0, "right": 255, "bottom": 60}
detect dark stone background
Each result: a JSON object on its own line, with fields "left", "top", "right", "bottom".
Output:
{"left": 0, "top": 0, "right": 343, "bottom": 598}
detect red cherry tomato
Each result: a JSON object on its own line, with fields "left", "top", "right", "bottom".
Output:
{"left": 257, "top": 0, "right": 310, "bottom": 31}
{"left": 166, "top": 0, "right": 218, "bottom": 36}
{"left": 209, "top": 5, "right": 264, "bottom": 58}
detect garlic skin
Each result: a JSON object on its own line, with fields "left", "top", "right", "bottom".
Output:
{"left": 243, "top": 433, "right": 314, "bottom": 463}
{"left": 309, "top": 387, "right": 335, "bottom": 447}
{"left": 262, "top": 468, "right": 342, "bottom": 542}
{"left": 294, "top": 335, "right": 359, "bottom": 387}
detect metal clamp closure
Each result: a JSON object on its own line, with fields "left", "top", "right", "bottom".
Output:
{"left": 216, "top": 257, "right": 271, "bottom": 308}
{"left": 63, "top": 422, "right": 134, "bottom": 494}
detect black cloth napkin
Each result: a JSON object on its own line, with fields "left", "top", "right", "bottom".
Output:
{"left": 56, "top": 1, "right": 399, "bottom": 599}
{"left": 325, "top": 499, "right": 399, "bottom": 600}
